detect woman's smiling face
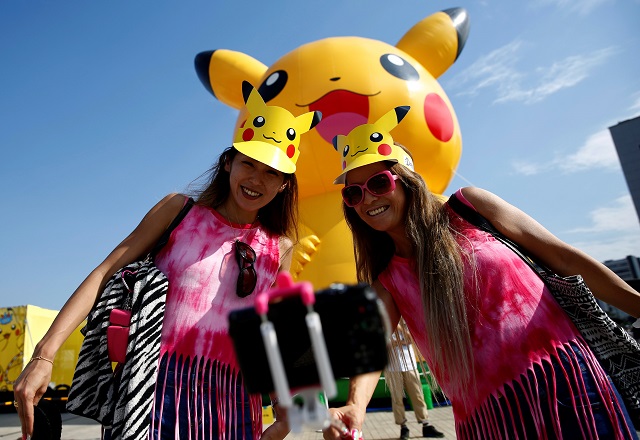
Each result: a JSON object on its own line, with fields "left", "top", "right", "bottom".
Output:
{"left": 345, "top": 162, "right": 407, "bottom": 234}
{"left": 225, "top": 152, "right": 286, "bottom": 220}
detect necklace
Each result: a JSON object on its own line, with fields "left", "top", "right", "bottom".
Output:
{"left": 217, "top": 205, "right": 259, "bottom": 244}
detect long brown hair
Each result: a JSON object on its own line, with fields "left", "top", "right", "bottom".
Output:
{"left": 192, "top": 147, "right": 298, "bottom": 240}
{"left": 343, "top": 158, "right": 474, "bottom": 397}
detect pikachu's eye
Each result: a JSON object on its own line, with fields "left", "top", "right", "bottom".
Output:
{"left": 253, "top": 116, "right": 266, "bottom": 128}
{"left": 370, "top": 132, "right": 383, "bottom": 143}
{"left": 380, "top": 54, "right": 419, "bottom": 81}
{"left": 287, "top": 128, "right": 296, "bottom": 141}
{"left": 258, "top": 71, "right": 288, "bottom": 102}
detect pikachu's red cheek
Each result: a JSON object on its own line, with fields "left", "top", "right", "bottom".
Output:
{"left": 242, "top": 128, "right": 254, "bottom": 141}
{"left": 378, "top": 144, "right": 392, "bottom": 156}
{"left": 423, "top": 93, "right": 454, "bottom": 142}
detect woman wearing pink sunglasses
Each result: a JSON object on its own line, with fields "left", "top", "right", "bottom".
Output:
{"left": 325, "top": 107, "right": 640, "bottom": 440}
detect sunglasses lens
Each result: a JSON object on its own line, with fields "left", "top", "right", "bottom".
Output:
{"left": 235, "top": 241, "right": 257, "bottom": 297}
{"left": 342, "top": 171, "right": 396, "bottom": 207}
{"left": 236, "top": 241, "right": 256, "bottom": 262}
{"left": 367, "top": 172, "right": 393, "bottom": 196}
{"left": 237, "top": 267, "right": 257, "bottom": 297}
{"left": 342, "top": 185, "right": 364, "bottom": 207}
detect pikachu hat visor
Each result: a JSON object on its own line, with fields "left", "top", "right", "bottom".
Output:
{"left": 233, "top": 81, "right": 322, "bottom": 174}
{"left": 333, "top": 106, "right": 414, "bottom": 184}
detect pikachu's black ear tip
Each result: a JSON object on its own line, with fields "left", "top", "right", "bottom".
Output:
{"left": 395, "top": 106, "right": 410, "bottom": 123}
{"left": 241, "top": 80, "right": 255, "bottom": 103}
{"left": 442, "top": 7, "right": 470, "bottom": 59}
{"left": 194, "top": 51, "right": 215, "bottom": 97}
{"left": 310, "top": 111, "right": 322, "bottom": 130}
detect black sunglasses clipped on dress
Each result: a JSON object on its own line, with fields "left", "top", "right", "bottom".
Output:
{"left": 234, "top": 240, "right": 257, "bottom": 297}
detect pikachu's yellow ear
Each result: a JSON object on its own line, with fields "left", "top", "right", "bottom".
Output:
{"left": 332, "top": 134, "right": 347, "bottom": 153}
{"left": 396, "top": 8, "right": 470, "bottom": 79}
{"left": 243, "top": 81, "right": 267, "bottom": 114}
{"left": 374, "top": 106, "right": 410, "bottom": 133}
{"left": 194, "top": 49, "right": 267, "bottom": 109}
{"left": 294, "top": 110, "right": 322, "bottom": 135}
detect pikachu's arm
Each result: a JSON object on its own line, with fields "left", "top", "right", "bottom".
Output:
{"left": 290, "top": 235, "right": 321, "bottom": 281}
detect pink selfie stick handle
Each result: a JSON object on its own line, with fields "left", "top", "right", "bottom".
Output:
{"left": 255, "top": 271, "right": 314, "bottom": 315}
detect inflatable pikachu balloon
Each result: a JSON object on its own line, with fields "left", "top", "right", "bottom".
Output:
{"left": 195, "top": 7, "right": 470, "bottom": 288}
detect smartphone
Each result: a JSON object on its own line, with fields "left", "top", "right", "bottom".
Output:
{"left": 227, "top": 282, "right": 390, "bottom": 395}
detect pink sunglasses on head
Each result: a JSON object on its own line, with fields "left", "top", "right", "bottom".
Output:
{"left": 342, "top": 170, "right": 399, "bottom": 207}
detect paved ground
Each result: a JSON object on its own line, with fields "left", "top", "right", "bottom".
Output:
{"left": 0, "top": 406, "right": 456, "bottom": 440}
{"left": 0, "top": 409, "right": 102, "bottom": 440}
{"left": 3, "top": 407, "right": 639, "bottom": 439}
{"left": 286, "top": 406, "right": 456, "bottom": 440}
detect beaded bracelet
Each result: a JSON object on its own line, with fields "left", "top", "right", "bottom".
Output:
{"left": 30, "top": 355, "right": 54, "bottom": 365}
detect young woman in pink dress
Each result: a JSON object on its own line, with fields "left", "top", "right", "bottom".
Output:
{"left": 14, "top": 82, "right": 321, "bottom": 440}
{"left": 325, "top": 106, "right": 640, "bottom": 439}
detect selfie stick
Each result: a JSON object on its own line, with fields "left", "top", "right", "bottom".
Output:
{"left": 255, "top": 271, "right": 338, "bottom": 432}
{"left": 257, "top": 316, "right": 292, "bottom": 408}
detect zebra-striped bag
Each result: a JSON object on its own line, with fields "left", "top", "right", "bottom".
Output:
{"left": 66, "top": 197, "right": 194, "bottom": 440}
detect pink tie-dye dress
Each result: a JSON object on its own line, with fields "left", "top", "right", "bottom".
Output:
{"left": 378, "top": 190, "right": 635, "bottom": 439}
{"left": 153, "top": 203, "right": 281, "bottom": 439}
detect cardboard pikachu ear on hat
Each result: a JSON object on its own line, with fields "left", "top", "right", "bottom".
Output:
{"left": 333, "top": 106, "right": 414, "bottom": 184}
{"left": 233, "top": 81, "right": 322, "bottom": 173}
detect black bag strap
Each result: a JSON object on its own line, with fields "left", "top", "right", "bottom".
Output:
{"left": 149, "top": 196, "right": 195, "bottom": 258}
{"left": 447, "top": 191, "right": 551, "bottom": 277}
{"left": 85, "top": 197, "right": 195, "bottom": 316}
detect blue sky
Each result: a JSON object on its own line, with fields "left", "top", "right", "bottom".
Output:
{"left": 2, "top": 0, "right": 639, "bottom": 311}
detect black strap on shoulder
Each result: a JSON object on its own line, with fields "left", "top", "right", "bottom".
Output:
{"left": 149, "top": 197, "right": 195, "bottom": 258}
{"left": 447, "top": 192, "right": 549, "bottom": 276}
{"left": 447, "top": 192, "right": 493, "bottom": 232}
